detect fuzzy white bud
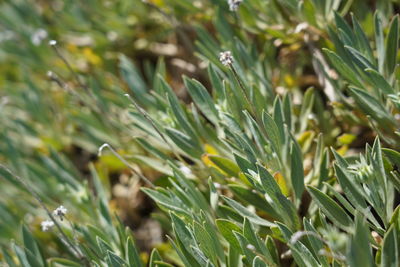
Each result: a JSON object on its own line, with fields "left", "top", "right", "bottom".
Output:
{"left": 219, "top": 51, "right": 233, "bottom": 66}
{"left": 53, "top": 205, "right": 67, "bottom": 220}
{"left": 228, "top": 0, "right": 243, "bottom": 11}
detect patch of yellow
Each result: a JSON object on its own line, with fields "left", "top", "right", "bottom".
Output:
{"left": 284, "top": 74, "right": 295, "bottom": 88}
{"left": 337, "top": 145, "right": 348, "bottom": 156}
{"left": 297, "top": 130, "right": 314, "bottom": 147}
{"left": 204, "top": 143, "right": 218, "bottom": 155}
{"left": 274, "top": 172, "right": 289, "bottom": 196}
{"left": 337, "top": 133, "right": 356, "bottom": 145}
{"left": 82, "top": 48, "right": 102, "bottom": 65}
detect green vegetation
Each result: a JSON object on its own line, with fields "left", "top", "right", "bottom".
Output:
{"left": 1, "top": 0, "right": 400, "bottom": 266}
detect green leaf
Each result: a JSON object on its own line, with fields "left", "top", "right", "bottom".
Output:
{"left": 229, "top": 184, "right": 279, "bottom": 218}
{"left": 2, "top": 248, "right": 18, "bottom": 267}
{"left": 170, "top": 213, "right": 204, "bottom": 267}
{"left": 107, "top": 251, "right": 127, "bottom": 267}
{"left": 149, "top": 249, "right": 162, "bottom": 267}
{"left": 307, "top": 186, "right": 352, "bottom": 230}
{"left": 151, "top": 261, "right": 174, "bottom": 267}
{"left": 208, "top": 177, "right": 219, "bottom": 210}
{"left": 257, "top": 165, "right": 299, "bottom": 230}
{"left": 365, "top": 68, "right": 395, "bottom": 95}
{"left": 193, "top": 222, "right": 218, "bottom": 265}
{"left": 234, "top": 153, "right": 256, "bottom": 174}
{"left": 12, "top": 243, "right": 31, "bottom": 267}
{"left": 221, "top": 196, "right": 275, "bottom": 227}
{"left": 344, "top": 45, "right": 376, "bottom": 71}
{"left": 323, "top": 49, "right": 362, "bottom": 87}
{"left": 283, "top": 94, "right": 293, "bottom": 131}
{"left": 273, "top": 97, "right": 285, "bottom": 144}
{"left": 243, "top": 218, "right": 275, "bottom": 265}
{"left": 351, "top": 14, "right": 375, "bottom": 63}
{"left": 383, "top": 148, "right": 400, "bottom": 168}
{"left": 334, "top": 164, "right": 368, "bottom": 211}
{"left": 119, "top": 54, "right": 154, "bottom": 107}
{"left": 126, "top": 237, "right": 142, "bottom": 267}
{"left": 49, "top": 258, "right": 82, "bottom": 267}
{"left": 97, "top": 236, "right": 113, "bottom": 256}
{"left": 22, "top": 225, "right": 44, "bottom": 267}
{"left": 265, "top": 235, "right": 280, "bottom": 266}
{"left": 252, "top": 256, "right": 267, "bottom": 267}
{"left": 334, "top": 12, "right": 355, "bottom": 46}
{"left": 166, "top": 235, "right": 197, "bottom": 267}
{"left": 299, "top": 87, "right": 315, "bottom": 132}
{"left": 208, "top": 155, "right": 240, "bottom": 177}
{"left": 234, "top": 232, "right": 257, "bottom": 265}
{"left": 347, "top": 213, "right": 373, "bottom": 267}
{"left": 216, "top": 219, "right": 242, "bottom": 250}
{"left": 142, "top": 188, "right": 188, "bottom": 214}
{"left": 276, "top": 223, "right": 320, "bottom": 267}
{"left": 165, "top": 127, "right": 203, "bottom": 158}
{"left": 303, "top": 219, "right": 329, "bottom": 266}
{"left": 374, "top": 12, "right": 385, "bottom": 73}
{"left": 167, "top": 93, "right": 198, "bottom": 142}
{"left": 381, "top": 225, "right": 399, "bottom": 267}
{"left": 208, "top": 64, "right": 224, "bottom": 99}
{"left": 349, "top": 87, "right": 395, "bottom": 127}
{"left": 184, "top": 77, "right": 219, "bottom": 124}
{"left": 385, "top": 15, "right": 399, "bottom": 76}
{"left": 290, "top": 141, "right": 305, "bottom": 204}
{"left": 262, "top": 111, "right": 282, "bottom": 156}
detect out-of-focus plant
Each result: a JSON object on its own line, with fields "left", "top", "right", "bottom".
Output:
{"left": 2, "top": 0, "right": 400, "bottom": 266}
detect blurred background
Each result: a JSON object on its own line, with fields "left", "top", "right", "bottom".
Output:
{"left": 1, "top": 0, "right": 399, "bottom": 264}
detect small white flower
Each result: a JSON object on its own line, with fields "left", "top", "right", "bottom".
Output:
{"left": 228, "top": 0, "right": 243, "bottom": 11}
{"left": 49, "top": 40, "right": 57, "bottom": 46}
{"left": 219, "top": 51, "right": 233, "bottom": 66}
{"left": 53, "top": 205, "right": 67, "bottom": 220}
{"left": 41, "top": 220, "right": 54, "bottom": 232}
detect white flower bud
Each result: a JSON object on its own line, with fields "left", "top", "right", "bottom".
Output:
{"left": 53, "top": 205, "right": 67, "bottom": 220}
{"left": 219, "top": 51, "right": 233, "bottom": 66}
{"left": 228, "top": 0, "right": 243, "bottom": 11}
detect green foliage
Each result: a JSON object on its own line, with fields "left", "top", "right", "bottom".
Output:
{"left": 1, "top": 0, "right": 400, "bottom": 266}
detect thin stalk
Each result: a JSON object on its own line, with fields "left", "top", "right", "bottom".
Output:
{"left": 228, "top": 64, "right": 254, "bottom": 114}
{"left": 50, "top": 41, "right": 87, "bottom": 91}
{"left": 98, "top": 143, "right": 155, "bottom": 188}
{"left": 49, "top": 42, "right": 123, "bottom": 135}
{"left": 0, "top": 164, "right": 90, "bottom": 267}
{"left": 228, "top": 63, "right": 269, "bottom": 150}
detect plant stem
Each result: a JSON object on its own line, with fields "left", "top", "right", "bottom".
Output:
{"left": 0, "top": 164, "right": 90, "bottom": 267}
{"left": 51, "top": 44, "right": 87, "bottom": 91}
{"left": 98, "top": 143, "right": 155, "bottom": 188}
